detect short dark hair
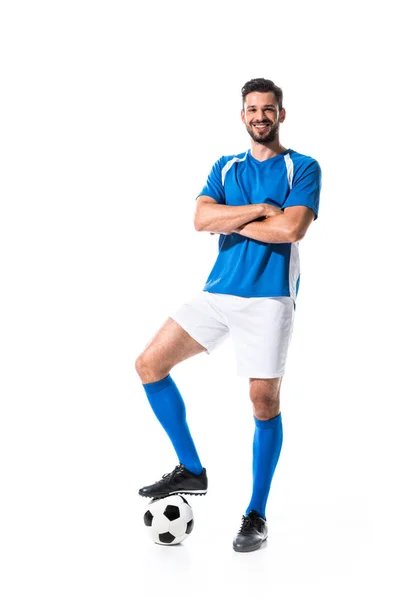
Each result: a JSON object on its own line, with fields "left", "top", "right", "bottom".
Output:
{"left": 241, "top": 78, "right": 283, "bottom": 111}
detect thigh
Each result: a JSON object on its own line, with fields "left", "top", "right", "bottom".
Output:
{"left": 141, "top": 317, "right": 207, "bottom": 372}
{"left": 228, "top": 296, "right": 295, "bottom": 378}
{"left": 170, "top": 291, "right": 229, "bottom": 354}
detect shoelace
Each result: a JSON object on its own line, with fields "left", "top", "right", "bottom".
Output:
{"left": 160, "top": 464, "right": 185, "bottom": 482}
{"left": 238, "top": 514, "right": 258, "bottom": 534}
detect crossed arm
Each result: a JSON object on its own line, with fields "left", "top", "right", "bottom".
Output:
{"left": 194, "top": 195, "right": 315, "bottom": 243}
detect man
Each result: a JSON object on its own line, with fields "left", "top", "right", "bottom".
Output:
{"left": 135, "top": 78, "right": 321, "bottom": 552}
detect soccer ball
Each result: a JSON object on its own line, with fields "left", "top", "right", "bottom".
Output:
{"left": 143, "top": 495, "right": 194, "bottom": 545}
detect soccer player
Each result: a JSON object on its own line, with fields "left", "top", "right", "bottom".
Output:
{"left": 135, "top": 78, "right": 321, "bottom": 552}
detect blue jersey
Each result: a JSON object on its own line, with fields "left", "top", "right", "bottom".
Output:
{"left": 197, "top": 148, "right": 321, "bottom": 300}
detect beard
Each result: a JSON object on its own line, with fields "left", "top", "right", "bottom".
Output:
{"left": 245, "top": 120, "right": 280, "bottom": 145}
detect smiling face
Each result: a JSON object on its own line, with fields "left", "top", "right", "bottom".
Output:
{"left": 241, "top": 91, "right": 286, "bottom": 145}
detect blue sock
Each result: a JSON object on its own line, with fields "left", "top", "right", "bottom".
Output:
{"left": 246, "top": 413, "right": 283, "bottom": 520}
{"left": 143, "top": 375, "right": 203, "bottom": 475}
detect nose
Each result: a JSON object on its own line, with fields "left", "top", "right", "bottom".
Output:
{"left": 254, "top": 110, "right": 265, "bottom": 122}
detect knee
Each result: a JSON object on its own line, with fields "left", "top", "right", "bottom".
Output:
{"left": 250, "top": 390, "right": 280, "bottom": 421}
{"left": 134, "top": 351, "right": 153, "bottom": 381}
{"left": 134, "top": 351, "right": 168, "bottom": 384}
{"left": 249, "top": 378, "right": 281, "bottom": 420}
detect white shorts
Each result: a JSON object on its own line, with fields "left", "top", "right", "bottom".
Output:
{"left": 169, "top": 291, "right": 295, "bottom": 379}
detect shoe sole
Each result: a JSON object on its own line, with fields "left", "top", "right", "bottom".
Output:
{"left": 232, "top": 537, "right": 268, "bottom": 553}
{"left": 139, "top": 490, "right": 208, "bottom": 499}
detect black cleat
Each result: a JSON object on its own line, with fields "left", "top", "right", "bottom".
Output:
{"left": 232, "top": 510, "right": 268, "bottom": 553}
{"left": 138, "top": 464, "right": 208, "bottom": 499}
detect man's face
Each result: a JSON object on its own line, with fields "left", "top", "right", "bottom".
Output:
{"left": 241, "top": 91, "right": 286, "bottom": 144}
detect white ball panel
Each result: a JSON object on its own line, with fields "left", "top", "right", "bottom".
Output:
{"left": 165, "top": 496, "right": 185, "bottom": 507}
{"left": 152, "top": 514, "right": 170, "bottom": 533}
{"left": 148, "top": 499, "right": 169, "bottom": 517}
{"left": 169, "top": 519, "right": 186, "bottom": 538}
{"left": 179, "top": 504, "right": 194, "bottom": 522}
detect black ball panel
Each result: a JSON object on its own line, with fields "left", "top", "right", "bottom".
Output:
{"left": 144, "top": 510, "right": 153, "bottom": 526}
{"left": 163, "top": 505, "right": 180, "bottom": 521}
{"left": 185, "top": 519, "right": 194, "bottom": 534}
{"left": 159, "top": 532, "right": 176, "bottom": 544}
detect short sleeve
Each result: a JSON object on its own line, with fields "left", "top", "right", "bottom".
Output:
{"left": 282, "top": 159, "right": 321, "bottom": 219}
{"left": 196, "top": 158, "right": 226, "bottom": 204}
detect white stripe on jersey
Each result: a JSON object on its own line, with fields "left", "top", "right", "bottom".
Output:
{"left": 289, "top": 242, "right": 300, "bottom": 301}
{"left": 221, "top": 152, "right": 248, "bottom": 186}
{"left": 284, "top": 153, "right": 294, "bottom": 189}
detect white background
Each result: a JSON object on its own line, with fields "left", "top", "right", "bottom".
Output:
{"left": 1, "top": 1, "right": 399, "bottom": 598}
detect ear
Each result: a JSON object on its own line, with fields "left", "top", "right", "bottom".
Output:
{"left": 241, "top": 109, "right": 245, "bottom": 123}
{"left": 279, "top": 108, "right": 286, "bottom": 123}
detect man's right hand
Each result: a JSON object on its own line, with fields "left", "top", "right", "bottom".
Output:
{"left": 260, "top": 203, "right": 283, "bottom": 218}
